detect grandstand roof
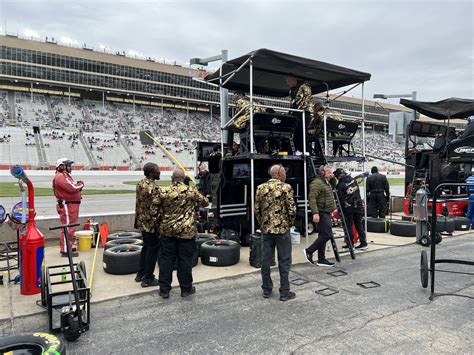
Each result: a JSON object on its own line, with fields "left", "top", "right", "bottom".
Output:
{"left": 205, "top": 48, "right": 371, "bottom": 97}
{"left": 0, "top": 35, "right": 205, "bottom": 78}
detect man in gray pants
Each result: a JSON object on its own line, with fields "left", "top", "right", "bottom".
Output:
{"left": 255, "top": 164, "right": 296, "bottom": 301}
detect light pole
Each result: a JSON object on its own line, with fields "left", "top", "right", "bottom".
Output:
{"left": 190, "top": 50, "right": 229, "bottom": 151}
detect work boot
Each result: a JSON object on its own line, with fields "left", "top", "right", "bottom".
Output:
{"left": 181, "top": 286, "right": 196, "bottom": 297}
{"left": 134, "top": 273, "right": 143, "bottom": 282}
{"left": 141, "top": 278, "right": 159, "bottom": 288}
{"left": 279, "top": 291, "right": 296, "bottom": 302}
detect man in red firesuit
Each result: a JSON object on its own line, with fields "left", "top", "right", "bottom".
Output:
{"left": 52, "top": 158, "right": 84, "bottom": 257}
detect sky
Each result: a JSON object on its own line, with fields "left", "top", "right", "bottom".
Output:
{"left": 0, "top": 0, "right": 473, "bottom": 103}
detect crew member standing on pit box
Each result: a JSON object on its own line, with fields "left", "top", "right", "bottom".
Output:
{"left": 155, "top": 169, "right": 209, "bottom": 299}
{"left": 134, "top": 163, "right": 161, "bottom": 287}
{"left": 286, "top": 77, "right": 318, "bottom": 154}
{"left": 304, "top": 165, "right": 337, "bottom": 267}
{"left": 366, "top": 166, "right": 390, "bottom": 218}
{"left": 334, "top": 168, "right": 368, "bottom": 251}
{"left": 255, "top": 164, "right": 297, "bottom": 301}
{"left": 208, "top": 144, "right": 222, "bottom": 206}
{"left": 52, "top": 158, "right": 84, "bottom": 257}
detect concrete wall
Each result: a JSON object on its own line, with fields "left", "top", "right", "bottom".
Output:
{"left": 0, "top": 212, "right": 137, "bottom": 242}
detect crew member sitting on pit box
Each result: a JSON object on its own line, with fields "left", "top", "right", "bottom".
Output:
{"left": 232, "top": 91, "right": 265, "bottom": 130}
{"left": 52, "top": 158, "right": 84, "bottom": 257}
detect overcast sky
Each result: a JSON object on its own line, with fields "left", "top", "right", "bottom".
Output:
{"left": 1, "top": 0, "right": 472, "bottom": 103}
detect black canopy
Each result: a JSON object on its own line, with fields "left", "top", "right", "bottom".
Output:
{"left": 204, "top": 48, "right": 371, "bottom": 97}
{"left": 399, "top": 98, "right": 474, "bottom": 120}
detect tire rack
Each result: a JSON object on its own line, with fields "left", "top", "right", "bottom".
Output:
{"left": 426, "top": 182, "right": 474, "bottom": 300}
{"left": 42, "top": 262, "right": 90, "bottom": 333}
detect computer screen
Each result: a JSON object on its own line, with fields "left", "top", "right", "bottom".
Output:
{"left": 232, "top": 163, "right": 251, "bottom": 179}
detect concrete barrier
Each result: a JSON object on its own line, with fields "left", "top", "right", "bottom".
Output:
{"left": 0, "top": 212, "right": 137, "bottom": 243}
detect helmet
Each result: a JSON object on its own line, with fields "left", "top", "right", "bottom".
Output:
{"left": 56, "top": 158, "right": 74, "bottom": 168}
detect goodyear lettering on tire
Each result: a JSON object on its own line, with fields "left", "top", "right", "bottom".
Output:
{"left": 32, "top": 332, "right": 61, "bottom": 354}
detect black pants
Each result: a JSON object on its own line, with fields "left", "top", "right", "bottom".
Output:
{"left": 368, "top": 192, "right": 388, "bottom": 218}
{"left": 158, "top": 236, "right": 196, "bottom": 293}
{"left": 343, "top": 210, "right": 367, "bottom": 245}
{"left": 261, "top": 232, "right": 292, "bottom": 296}
{"left": 138, "top": 231, "right": 160, "bottom": 281}
{"left": 307, "top": 212, "right": 333, "bottom": 262}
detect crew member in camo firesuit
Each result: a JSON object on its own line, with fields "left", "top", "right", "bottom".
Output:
{"left": 155, "top": 169, "right": 209, "bottom": 299}
{"left": 52, "top": 158, "right": 84, "bottom": 257}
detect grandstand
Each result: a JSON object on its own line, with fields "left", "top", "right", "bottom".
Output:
{"left": 0, "top": 34, "right": 432, "bottom": 171}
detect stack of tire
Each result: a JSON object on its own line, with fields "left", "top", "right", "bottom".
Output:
{"left": 364, "top": 217, "right": 390, "bottom": 233}
{"left": 103, "top": 232, "right": 143, "bottom": 275}
{"left": 390, "top": 219, "right": 416, "bottom": 237}
{"left": 200, "top": 239, "right": 240, "bottom": 267}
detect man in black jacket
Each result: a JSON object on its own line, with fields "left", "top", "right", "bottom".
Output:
{"left": 334, "top": 168, "right": 368, "bottom": 250}
{"left": 366, "top": 166, "right": 390, "bottom": 218}
{"left": 208, "top": 144, "right": 222, "bottom": 205}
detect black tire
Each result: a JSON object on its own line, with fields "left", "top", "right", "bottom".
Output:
{"left": 200, "top": 240, "right": 240, "bottom": 266}
{"left": 62, "top": 313, "right": 81, "bottom": 342}
{"left": 419, "top": 235, "right": 431, "bottom": 247}
{"left": 41, "top": 265, "right": 48, "bottom": 307}
{"left": 196, "top": 233, "right": 216, "bottom": 253}
{"left": 390, "top": 220, "right": 416, "bottom": 237}
{"left": 420, "top": 251, "right": 429, "bottom": 288}
{"left": 428, "top": 216, "right": 455, "bottom": 234}
{"left": 0, "top": 333, "right": 66, "bottom": 354}
{"left": 106, "top": 231, "right": 142, "bottom": 242}
{"left": 435, "top": 232, "right": 443, "bottom": 244}
{"left": 454, "top": 217, "right": 471, "bottom": 231}
{"left": 103, "top": 244, "right": 142, "bottom": 275}
{"left": 401, "top": 215, "right": 414, "bottom": 222}
{"left": 105, "top": 238, "right": 143, "bottom": 250}
{"left": 365, "top": 217, "right": 390, "bottom": 233}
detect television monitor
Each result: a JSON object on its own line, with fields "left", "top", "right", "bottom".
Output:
{"left": 232, "top": 163, "right": 250, "bottom": 179}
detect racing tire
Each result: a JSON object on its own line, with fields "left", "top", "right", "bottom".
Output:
{"left": 103, "top": 244, "right": 142, "bottom": 275}
{"left": 105, "top": 238, "right": 143, "bottom": 250}
{"left": 200, "top": 240, "right": 240, "bottom": 266}
{"left": 428, "top": 216, "right": 455, "bottom": 234}
{"left": 0, "top": 333, "right": 66, "bottom": 354}
{"left": 196, "top": 233, "right": 216, "bottom": 253}
{"left": 420, "top": 251, "right": 429, "bottom": 288}
{"left": 106, "top": 231, "right": 142, "bottom": 242}
{"left": 389, "top": 220, "right": 416, "bottom": 237}
{"left": 454, "top": 217, "right": 471, "bottom": 231}
{"left": 365, "top": 217, "right": 390, "bottom": 233}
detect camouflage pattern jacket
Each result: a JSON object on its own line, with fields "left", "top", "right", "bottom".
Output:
{"left": 134, "top": 177, "right": 160, "bottom": 233}
{"left": 233, "top": 96, "right": 265, "bottom": 129}
{"left": 155, "top": 181, "right": 209, "bottom": 239}
{"left": 255, "top": 179, "right": 296, "bottom": 234}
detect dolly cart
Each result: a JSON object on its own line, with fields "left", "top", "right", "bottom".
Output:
{"left": 420, "top": 183, "right": 474, "bottom": 300}
{"left": 40, "top": 222, "right": 90, "bottom": 341}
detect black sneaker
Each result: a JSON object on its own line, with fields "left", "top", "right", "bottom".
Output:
{"left": 141, "top": 278, "right": 159, "bottom": 288}
{"left": 263, "top": 290, "right": 272, "bottom": 299}
{"left": 135, "top": 274, "right": 143, "bottom": 282}
{"left": 159, "top": 290, "right": 170, "bottom": 299}
{"left": 303, "top": 249, "right": 314, "bottom": 264}
{"left": 279, "top": 291, "right": 296, "bottom": 302}
{"left": 181, "top": 286, "right": 196, "bottom": 297}
{"left": 355, "top": 244, "right": 368, "bottom": 250}
{"left": 317, "top": 259, "right": 335, "bottom": 267}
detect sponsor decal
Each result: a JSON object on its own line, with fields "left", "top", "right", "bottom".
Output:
{"left": 454, "top": 146, "right": 474, "bottom": 154}
{"left": 271, "top": 117, "right": 281, "bottom": 124}
{"left": 338, "top": 123, "right": 346, "bottom": 129}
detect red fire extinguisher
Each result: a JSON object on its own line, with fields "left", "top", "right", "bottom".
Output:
{"left": 11, "top": 165, "right": 44, "bottom": 295}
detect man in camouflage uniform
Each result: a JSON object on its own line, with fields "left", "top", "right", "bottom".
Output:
{"left": 232, "top": 91, "right": 265, "bottom": 130}
{"left": 134, "top": 162, "right": 161, "bottom": 287}
{"left": 255, "top": 164, "right": 297, "bottom": 301}
{"left": 155, "top": 169, "right": 209, "bottom": 298}
{"left": 286, "top": 77, "right": 320, "bottom": 153}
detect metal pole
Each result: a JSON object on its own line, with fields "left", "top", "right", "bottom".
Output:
{"left": 323, "top": 113, "right": 328, "bottom": 156}
{"left": 102, "top": 91, "right": 105, "bottom": 109}
{"left": 362, "top": 83, "right": 368, "bottom": 232}
{"left": 210, "top": 104, "right": 212, "bottom": 123}
{"left": 220, "top": 49, "right": 228, "bottom": 151}
{"left": 30, "top": 82, "right": 33, "bottom": 102}
{"left": 250, "top": 59, "right": 255, "bottom": 234}
{"left": 412, "top": 91, "right": 417, "bottom": 121}
{"left": 68, "top": 87, "right": 71, "bottom": 105}
{"left": 302, "top": 110, "right": 309, "bottom": 246}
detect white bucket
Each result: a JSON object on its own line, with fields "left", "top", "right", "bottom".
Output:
{"left": 290, "top": 227, "right": 300, "bottom": 244}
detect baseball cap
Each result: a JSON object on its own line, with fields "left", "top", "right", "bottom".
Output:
{"left": 56, "top": 158, "right": 74, "bottom": 168}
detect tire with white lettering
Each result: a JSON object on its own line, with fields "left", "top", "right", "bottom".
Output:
{"left": 106, "top": 231, "right": 142, "bottom": 242}
{"left": 105, "top": 238, "right": 143, "bottom": 250}
{"left": 200, "top": 240, "right": 240, "bottom": 266}
{"left": 0, "top": 333, "right": 66, "bottom": 354}
{"left": 454, "top": 217, "right": 471, "bottom": 231}
{"left": 103, "top": 245, "right": 142, "bottom": 275}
